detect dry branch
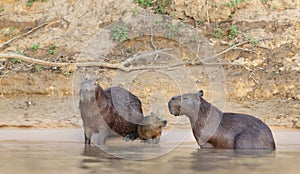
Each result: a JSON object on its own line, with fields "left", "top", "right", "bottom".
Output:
{"left": 0, "top": 53, "right": 121, "bottom": 68}
{"left": 0, "top": 38, "right": 271, "bottom": 72}
{"left": 0, "top": 48, "right": 173, "bottom": 72}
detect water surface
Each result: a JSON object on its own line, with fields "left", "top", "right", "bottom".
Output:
{"left": 0, "top": 128, "right": 299, "bottom": 174}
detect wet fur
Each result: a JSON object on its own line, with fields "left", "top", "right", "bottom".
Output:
{"left": 79, "top": 79, "right": 143, "bottom": 145}
{"left": 168, "top": 91, "right": 276, "bottom": 149}
{"left": 137, "top": 116, "right": 167, "bottom": 144}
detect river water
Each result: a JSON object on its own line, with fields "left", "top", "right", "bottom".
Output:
{"left": 0, "top": 128, "right": 299, "bottom": 174}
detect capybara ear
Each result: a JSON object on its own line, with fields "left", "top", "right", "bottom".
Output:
{"left": 198, "top": 90, "right": 203, "bottom": 97}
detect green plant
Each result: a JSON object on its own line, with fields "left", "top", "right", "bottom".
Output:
{"left": 11, "top": 50, "right": 23, "bottom": 64}
{"left": 228, "top": 25, "right": 238, "bottom": 40}
{"left": 245, "top": 33, "right": 259, "bottom": 46}
{"left": 0, "top": 4, "right": 4, "bottom": 13}
{"left": 134, "top": 0, "right": 152, "bottom": 8}
{"left": 154, "top": 19, "right": 179, "bottom": 38}
{"left": 210, "top": 28, "right": 224, "bottom": 39}
{"left": 13, "top": 49, "right": 24, "bottom": 55}
{"left": 26, "top": 0, "right": 36, "bottom": 7}
{"left": 261, "top": 0, "right": 268, "bottom": 4}
{"left": 132, "top": 7, "right": 139, "bottom": 17}
{"left": 64, "top": 71, "right": 71, "bottom": 77}
{"left": 35, "top": 65, "right": 42, "bottom": 71}
{"left": 165, "top": 22, "right": 179, "bottom": 38}
{"left": 153, "top": 0, "right": 171, "bottom": 14}
{"left": 228, "top": 0, "right": 244, "bottom": 8}
{"left": 9, "top": 27, "right": 15, "bottom": 36}
{"left": 49, "top": 44, "right": 56, "bottom": 54}
{"left": 11, "top": 58, "right": 22, "bottom": 64}
{"left": 154, "top": 18, "right": 164, "bottom": 29}
{"left": 230, "top": 42, "right": 236, "bottom": 47}
{"left": 31, "top": 43, "right": 40, "bottom": 51}
{"left": 112, "top": 25, "right": 129, "bottom": 42}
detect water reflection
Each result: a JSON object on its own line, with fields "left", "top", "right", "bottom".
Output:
{"left": 190, "top": 149, "right": 275, "bottom": 172}
{"left": 1, "top": 128, "right": 300, "bottom": 174}
{"left": 79, "top": 144, "right": 299, "bottom": 174}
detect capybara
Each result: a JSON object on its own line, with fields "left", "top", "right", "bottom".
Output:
{"left": 137, "top": 115, "right": 167, "bottom": 144}
{"left": 168, "top": 90, "right": 275, "bottom": 149}
{"left": 79, "top": 78, "right": 144, "bottom": 145}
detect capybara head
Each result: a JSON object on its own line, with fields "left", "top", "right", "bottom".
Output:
{"left": 80, "top": 78, "right": 101, "bottom": 102}
{"left": 168, "top": 90, "right": 203, "bottom": 116}
{"left": 139, "top": 116, "right": 167, "bottom": 128}
{"left": 137, "top": 116, "right": 167, "bottom": 140}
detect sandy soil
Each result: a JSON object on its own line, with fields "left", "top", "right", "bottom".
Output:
{"left": 0, "top": 0, "right": 299, "bottom": 129}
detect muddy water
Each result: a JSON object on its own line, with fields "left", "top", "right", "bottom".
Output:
{"left": 0, "top": 128, "right": 300, "bottom": 174}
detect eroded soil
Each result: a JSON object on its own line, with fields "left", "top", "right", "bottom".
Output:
{"left": 0, "top": 0, "right": 299, "bottom": 128}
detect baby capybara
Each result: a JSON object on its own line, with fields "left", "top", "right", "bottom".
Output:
{"left": 168, "top": 90, "right": 275, "bottom": 149}
{"left": 137, "top": 115, "right": 167, "bottom": 144}
{"left": 79, "top": 78, "right": 143, "bottom": 145}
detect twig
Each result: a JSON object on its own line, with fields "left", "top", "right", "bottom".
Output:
{"left": 203, "top": 41, "right": 250, "bottom": 62}
{"left": 206, "top": 0, "right": 210, "bottom": 24}
{"left": 0, "top": 73, "right": 7, "bottom": 100}
{"left": 233, "top": 47, "right": 258, "bottom": 54}
{"left": 121, "top": 48, "right": 172, "bottom": 66}
{"left": 0, "top": 53, "right": 121, "bottom": 68}
{"left": 150, "top": 27, "right": 159, "bottom": 60}
{"left": 0, "top": 20, "right": 60, "bottom": 49}
{"left": 249, "top": 69, "right": 258, "bottom": 84}
{"left": 150, "top": 27, "right": 157, "bottom": 51}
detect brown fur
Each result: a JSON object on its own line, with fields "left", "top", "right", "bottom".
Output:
{"left": 168, "top": 90, "right": 275, "bottom": 149}
{"left": 137, "top": 116, "right": 167, "bottom": 144}
{"left": 79, "top": 79, "right": 143, "bottom": 145}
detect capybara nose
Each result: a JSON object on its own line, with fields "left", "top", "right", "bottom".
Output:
{"left": 168, "top": 96, "right": 177, "bottom": 108}
{"left": 162, "top": 120, "right": 167, "bottom": 127}
{"left": 168, "top": 98, "right": 173, "bottom": 110}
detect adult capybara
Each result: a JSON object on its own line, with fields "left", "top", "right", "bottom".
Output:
{"left": 137, "top": 115, "right": 167, "bottom": 144}
{"left": 79, "top": 78, "right": 144, "bottom": 145}
{"left": 168, "top": 90, "right": 275, "bottom": 149}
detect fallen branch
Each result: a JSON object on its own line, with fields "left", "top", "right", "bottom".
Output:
{"left": 233, "top": 47, "right": 258, "bottom": 54}
{"left": 201, "top": 38, "right": 274, "bottom": 64}
{"left": 120, "top": 48, "right": 172, "bottom": 66}
{"left": 0, "top": 20, "right": 61, "bottom": 49}
{"left": 0, "top": 48, "right": 173, "bottom": 72}
{"left": 0, "top": 52, "right": 121, "bottom": 68}
{"left": 202, "top": 41, "right": 250, "bottom": 62}
{"left": 0, "top": 38, "right": 272, "bottom": 72}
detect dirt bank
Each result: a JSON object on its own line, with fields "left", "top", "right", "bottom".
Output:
{"left": 0, "top": 0, "right": 299, "bottom": 128}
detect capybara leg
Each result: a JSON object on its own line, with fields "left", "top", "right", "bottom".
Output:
{"left": 84, "top": 127, "right": 93, "bottom": 145}
{"left": 140, "top": 139, "right": 148, "bottom": 143}
{"left": 234, "top": 132, "right": 254, "bottom": 149}
{"left": 200, "top": 143, "right": 214, "bottom": 149}
{"left": 124, "top": 131, "right": 139, "bottom": 141}
{"left": 85, "top": 135, "right": 91, "bottom": 145}
{"left": 153, "top": 137, "right": 160, "bottom": 144}
{"left": 98, "top": 129, "right": 110, "bottom": 145}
